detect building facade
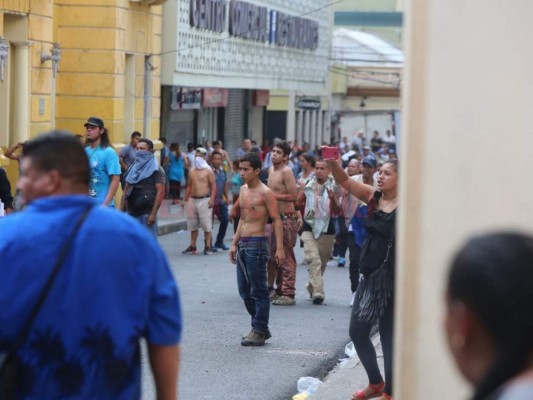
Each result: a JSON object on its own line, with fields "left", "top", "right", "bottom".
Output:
{"left": 161, "top": 0, "right": 331, "bottom": 156}
{"left": 330, "top": 29, "right": 403, "bottom": 147}
{"left": 334, "top": 0, "right": 403, "bottom": 47}
{"left": 1, "top": 0, "right": 165, "bottom": 178}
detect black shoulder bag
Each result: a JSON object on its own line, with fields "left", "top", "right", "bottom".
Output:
{"left": 0, "top": 205, "right": 92, "bottom": 400}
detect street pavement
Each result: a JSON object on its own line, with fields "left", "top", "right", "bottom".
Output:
{"left": 140, "top": 202, "right": 383, "bottom": 400}
{"left": 140, "top": 207, "right": 373, "bottom": 400}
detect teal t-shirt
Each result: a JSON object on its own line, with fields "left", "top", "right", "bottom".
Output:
{"left": 86, "top": 145, "right": 121, "bottom": 205}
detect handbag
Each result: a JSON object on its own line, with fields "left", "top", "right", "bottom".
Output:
{"left": 0, "top": 205, "right": 93, "bottom": 399}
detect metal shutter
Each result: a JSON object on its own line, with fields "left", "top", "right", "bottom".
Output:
{"left": 166, "top": 109, "right": 195, "bottom": 147}
{"left": 224, "top": 89, "right": 246, "bottom": 158}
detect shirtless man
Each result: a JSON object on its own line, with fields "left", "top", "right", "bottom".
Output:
{"left": 230, "top": 152, "right": 284, "bottom": 346}
{"left": 182, "top": 147, "right": 216, "bottom": 255}
{"left": 267, "top": 140, "right": 302, "bottom": 306}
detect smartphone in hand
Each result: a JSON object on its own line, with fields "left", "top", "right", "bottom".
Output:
{"left": 321, "top": 146, "right": 339, "bottom": 160}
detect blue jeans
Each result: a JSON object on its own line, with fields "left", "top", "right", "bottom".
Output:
{"left": 213, "top": 202, "right": 229, "bottom": 245}
{"left": 133, "top": 214, "right": 158, "bottom": 237}
{"left": 236, "top": 239, "right": 270, "bottom": 334}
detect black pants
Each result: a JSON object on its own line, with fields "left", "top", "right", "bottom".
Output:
{"left": 337, "top": 216, "right": 349, "bottom": 257}
{"left": 349, "top": 295, "right": 394, "bottom": 396}
{"left": 347, "top": 232, "right": 360, "bottom": 293}
{"left": 169, "top": 180, "right": 181, "bottom": 200}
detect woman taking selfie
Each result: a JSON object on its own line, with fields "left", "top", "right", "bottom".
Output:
{"left": 445, "top": 232, "right": 533, "bottom": 400}
{"left": 326, "top": 156, "right": 398, "bottom": 400}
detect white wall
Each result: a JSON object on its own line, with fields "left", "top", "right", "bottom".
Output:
{"left": 396, "top": 1, "right": 533, "bottom": 399}
{"left": 161, "top": 0, "right": 331, "bottom": 91}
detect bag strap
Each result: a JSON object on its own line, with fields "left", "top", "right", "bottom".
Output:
{"left": 12, "top": 205, "right": 93, "bottom": 351}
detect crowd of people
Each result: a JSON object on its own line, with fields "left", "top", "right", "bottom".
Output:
{"left": 170, "top": 133, "right": 399, "bottom": 400}
{"left": 3, "top": 124, "right": 530, "bottom": 400}
{"left": 1, "top": 126, "right": 399, "bottom": 397}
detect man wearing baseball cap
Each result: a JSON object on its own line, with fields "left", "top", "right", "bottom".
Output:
{"left": 84, "top": 117, "right": 121, "bottom": 206}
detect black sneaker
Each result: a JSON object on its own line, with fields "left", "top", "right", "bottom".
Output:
{"left": 182, "top": 246, "right": 197, "bottom": 255}
{"left": 241, "top": 330, "right": 266, "bottom": 346}
{"left": 204, "top": 247, "right": 213, "bottom": 255}
{"left": 312, "top": 295, "right": 324, "bottom": 305}
{"left": 214, "top": 243, "right": 229, "bottom": 251}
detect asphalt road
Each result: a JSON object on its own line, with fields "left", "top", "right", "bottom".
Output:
{"left": 141, "top": 227, "right": 353, "bottom": 400}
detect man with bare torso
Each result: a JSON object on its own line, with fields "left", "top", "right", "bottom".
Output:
{"left": 267, "top": 140, "right": 302, "bottom": 306}
{"left": 230, "top": 152, "right": 284, "bottom": 346}
{"left": 182, "top": 147, "right": 216, "bottom": 255}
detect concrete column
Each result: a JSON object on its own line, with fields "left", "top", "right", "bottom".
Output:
{"left": 396, "top": 1, "right": 533, "bottom": 399}
{"left": 12, "top": 41, "right": 30, "bottom": 143}
{"left": 297, "top": 110, "right": 303, "bottom": 147}
{"left": 303, "top": 111, "right": 310, "bottom": 145}
{"left": 286, "top": 90, "right": 296, "bottom": 142}
{"left": 309, "top": 110, "right": 317, "bottom": 150}
{"left": 317, "top": 109, "right": 323, "bottom": 146}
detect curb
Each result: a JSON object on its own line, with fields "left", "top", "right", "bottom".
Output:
{"left": 308, "top": 335, "right": 381, "bottom": 400}
{"left": 157, "top": 219, "right": 187, "bottom": 236}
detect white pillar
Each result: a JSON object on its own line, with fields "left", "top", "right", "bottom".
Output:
{"left": 309, "top": 110, "right": 317, "bottom": 150}
{"left": 297, "top": 110, "right": 303, "bottom": 147}
{"left": 396, "top": 1, "right": 533, "bottom": 399}
{"left": 304, "top": 111, "right": 310, "bottom": 145}
{"left": 317, "top": 109, "right": 323, "bottom": 146}
{"left": 12, "top": 42, "right": 30, "bottom": 143}
{"left": 286, "top": 90, "right": 296, "bottom": 142}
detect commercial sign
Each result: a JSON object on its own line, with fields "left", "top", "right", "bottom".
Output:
{"left": 269, "top": 11, "right": 319, "bottom": 50}
{"left": 229, "top": 1, "right": 268, "bottom": 41}
{"left": 189, "top": 0, "right": 227, "bottom": 32}
{"left": 189, "top": 0, "right": 319, "bottom": 50}
{"left": 171, "top": 87, "right": 202, "bottom": 110}
{"left": 252, "top": 90, "right": 270, "bottom": 106}
{"left": 202, "top": 88, "right": 229, "bottom": 107}
{"left": 297, "top": 97, "right": 321, "bottom": 110}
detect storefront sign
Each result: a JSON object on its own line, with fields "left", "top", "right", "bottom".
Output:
{"left": 270, "top": 11, "right": 319, "bottom": 50}
{"left": 171, "top": 87, "right": 202, "bottom": 110}
{"left": 202, "top": 88, "right": 228, "bottom": 107}
{"left": 189, "top": 0, "right": 227, "bottom": 33}
{"left": 229, "top": 1, "right": 268, "bottom": 42}
{"left": 252, "top": 90, "right": 270, "bottom": 106}
{"left": 297, "top": 97, "right": 321, "bottom": 110}
{"left": 189, "top": 0, "right": 319, "bottom": 50}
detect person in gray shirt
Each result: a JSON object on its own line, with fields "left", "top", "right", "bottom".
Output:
{"left": 120, "top": 131, "right": 142, "bottom": 172}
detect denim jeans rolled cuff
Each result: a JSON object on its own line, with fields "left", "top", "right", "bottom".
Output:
{"left": 236, "top": 239, "right": 270, "bottom": 334}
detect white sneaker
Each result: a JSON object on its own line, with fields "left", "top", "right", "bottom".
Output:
{"left": 350, "top": 292, "right": 356, "bottom": 307}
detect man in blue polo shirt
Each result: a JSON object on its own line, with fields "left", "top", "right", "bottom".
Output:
{"left": 0, "top": 132, "right": 182, "bottom": 399}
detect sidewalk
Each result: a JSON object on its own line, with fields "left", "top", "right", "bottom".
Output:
{"left": 156, "top": 199, "right": 188, "bottom": 236}
{"left": 309, "top": 336, "right": 383, "bottom": 400}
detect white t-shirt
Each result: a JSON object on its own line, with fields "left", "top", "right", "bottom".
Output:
{"left": 384, "top": 135, "right": 396, "bottom": 145}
